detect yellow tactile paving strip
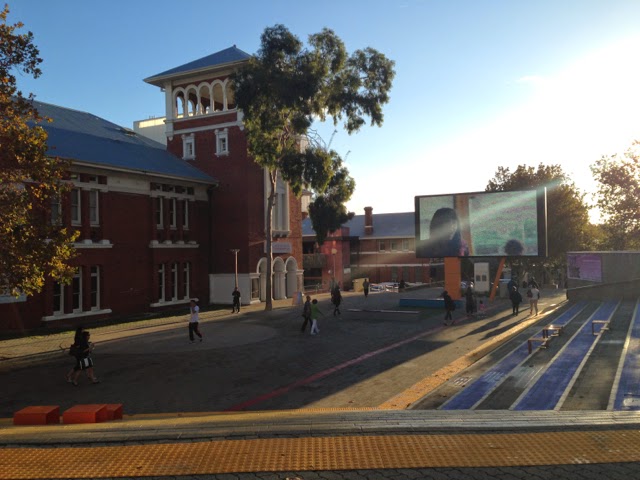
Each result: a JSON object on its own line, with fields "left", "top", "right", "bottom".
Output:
{"left": 380, "top": 311, "right": 555, "bottom": 409}
{"left": 2, "top": 429, "right": 640, "bottom": 478}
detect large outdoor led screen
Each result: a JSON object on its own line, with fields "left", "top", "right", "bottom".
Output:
{"left": 414, "top": 189, "right": 547, "bottom": 258}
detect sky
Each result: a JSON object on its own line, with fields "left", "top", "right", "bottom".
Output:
{"left": 10, "top": 1, "right": 640, "bottom": 220}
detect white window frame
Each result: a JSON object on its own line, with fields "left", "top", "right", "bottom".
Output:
{"left": 90, "top": 266, "right": 100, "bottom": 311}
{"left": 268, "top": 173, "right": 289, "bottom": 234}
{"left": 158, "top": 264, "right": 166, "bottom": 302}
{"left": 183, "top": 262, "right": 191, "bottom": 299}
{"left": 390, "top": 240, "right": 398, "bottom": 251}
{"left": 171, "top": 262, "right": 178, "bottom": 301}
{"left": 402, "top": 239, "right": 409, "bottom": 251}
{"left": 215, "top": 128, "right": 229, "bottom": 156}
{"left": 71, "top": 268, "right": 82, "bottom": 313}
{"left": 53, "top": 281, "right": 64, "bottom": 315}
{"left": 378, "top": 240, "right": 386, "bottom": 252}
{"left": 182, "top": 134, "right": 195, "bottom": 160}
{"left": 51, "top": 196, "right": 62, "bottom": 225}
{"left": 71, "top": 189, "right": 81, "bottom": 226}
{"left": 89, "top": 190, "right": 99, "bottom": 226}
{"left": 169, "top": 198, "right": 177, "bottom": 228}
{"left": 182, "top": 200, "right": 189, "bottom": 230}
{"left": 156, "top": 197, "right": 164, "bottom": 228}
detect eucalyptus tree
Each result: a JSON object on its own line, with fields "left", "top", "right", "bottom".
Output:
{"left": 233, "top": 24, "right": 395, "bottom": 309}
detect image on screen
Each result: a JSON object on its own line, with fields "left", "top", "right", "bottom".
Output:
{"left": 414, "top": 189, "right": 547, "bottom": 258}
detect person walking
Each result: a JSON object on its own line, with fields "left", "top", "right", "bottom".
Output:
{"left": 442, "top": 290, "right": 456, "bottom": 326}
{"left": 510, "top": 286, "right": 523, "bottom": 316}
{"left": 528, "top": 285, "right": 540, "bottom": 316}
{"left": 310, "top": 298, "right": 323, "bottom": 335}
{"left": 65, "top": 326, "right": 84, "bottom": 383}
{"left": 332, "top": 286, "right": 342, "bottom": 316}
{"left": 363, "top": 279, "right": 370, "bottom": 299}
{"left": 70, "top": 330, "right": 100, "bottom": 385}
{"left": 232, "top": 287, "right": 241, "bottom": 313}
{"left": 300, "top": 295, "right": 312, "bottom": 333}
{"left": 188, "top": 299, "right": 203, "bottom": 343}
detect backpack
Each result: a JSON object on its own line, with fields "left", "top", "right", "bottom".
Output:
{"left": 68, "top": 343, "right": 80, "bottom": 356}
{"left": 526, "top": 289, "right": 532, "bottom": 298}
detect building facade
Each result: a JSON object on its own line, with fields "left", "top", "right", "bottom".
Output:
{"left": 0, "top": 102, "right": 214, "bottom": 331}
{"left": 302, "top": 207, "right": 439, "bottom": 291}
{"left": 1, "top": 46, "right": 308, "bottom": 331}
{"left": 142, "top": 46, "right": 304, "bottom": 305}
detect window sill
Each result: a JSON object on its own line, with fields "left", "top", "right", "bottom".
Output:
{"left": 43, "top": 309, "right": 112, "bottom": 322}
{"left": 74, "top": 240, "right": 113, "bottom": 249}
{"left": 150, "top": 298, "right": 191, "bottom": 308}
{"left": 149, "top": 240, "right": 199, "bottom": 249}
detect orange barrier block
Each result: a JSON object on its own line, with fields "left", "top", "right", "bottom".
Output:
{"left": 63, "top": 404, "right": 108, "bottom": 424}
{"left": 13, "top": 406, "right": 60, "bottom": 425}
{"left": 105, "top": 403, "right": 123, "bottom": 420}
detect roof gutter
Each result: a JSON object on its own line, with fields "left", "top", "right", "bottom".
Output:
{"left": 143, "top": 59, "right": 250, "bottom": 87}
{"left": 56, "top": 157, "right": 218, "bottom": 187}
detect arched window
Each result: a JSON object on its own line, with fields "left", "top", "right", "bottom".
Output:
{"left": 174, "top": 91, "right": 186, "bottom": 118}
{"left": 212, "top": 82, "right": 224, "bottom": 112}
{"left": 225, "top": 80, "right": 236, "bottom": 110}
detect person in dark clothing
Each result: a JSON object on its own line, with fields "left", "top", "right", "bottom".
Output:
{"left": 70, "top": 331, "right": 100, "bottom": 385}
{"left": 232, "top": 287, "right": 241, "bottom": 313}
{"left": 300, "top": 295, "right": 312, "bottom": 333}
{"left": 510, "top": 286, "right": 523, "bottom": 316}
{"left": 331, "top": 286, "right": 342, "bottom": 316}
{"left": 65, "top": 327, "right": 84, "bottom": 383}
{"left": 465, "top": 285, "right": 475, "bottom": 317}
{"left": 442, "top": 290, "right": 456, "bottom": 325}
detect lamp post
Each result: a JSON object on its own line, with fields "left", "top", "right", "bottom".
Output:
{"left": 331, "top": 248, "right": 337, "bottom": 289}
{"left": 230, "top": 249, "right": 239, "bottom": 289}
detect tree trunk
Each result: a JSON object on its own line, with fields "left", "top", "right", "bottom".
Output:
{"left": 264, "top": 169, "right": 277, "bottom": 311}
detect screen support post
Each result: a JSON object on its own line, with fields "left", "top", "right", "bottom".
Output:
{"left": 489, "top": 257, "right": 506, "bottom": 301}
{"left": 444, "top": 257, "right": 462, "bottom": 300}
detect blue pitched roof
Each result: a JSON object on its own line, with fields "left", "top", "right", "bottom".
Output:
{"left": 144, "top": 46, "right": 251, "bottom": 85}
{"left": 303, "top": 211, "right": 415, "bottom": 238}
{"left": 32, "top": 101, "right": 216, "bottom": 184}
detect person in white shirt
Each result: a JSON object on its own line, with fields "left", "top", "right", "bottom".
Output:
{"left": 188, "top": 299, "right": 203, "bottom": 343}
{"left": 528, "top": 286, "right": 540, "bottom": 316}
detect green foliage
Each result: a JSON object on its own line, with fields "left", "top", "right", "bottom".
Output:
{"left": 486, "top": 163, "right": 593, "bottom": 270}
{"left": 233, "top": 24, "right": 394, "bottom": 307}
{"left": 0, "top": 5, "right": 76, "bottom": 296}
{"left": 591, "top": 141, "right": 640, "bottom": 250}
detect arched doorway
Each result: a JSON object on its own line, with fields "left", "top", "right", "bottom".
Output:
{"left": 273, "top": 257, "right": 286, "bottom": 300}
{"left": 257, "top": 258, "right": 267, "bottom": 302}
{"left": 285, "top": 257, "right": 299, "bottom": 298}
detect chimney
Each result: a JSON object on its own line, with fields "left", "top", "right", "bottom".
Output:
{"left": 364, "top": 206, "right": 373, "bottom": 235}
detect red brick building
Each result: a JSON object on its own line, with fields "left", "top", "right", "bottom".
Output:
{"left": 1, "top": 46, "right": 305, "bottom": 331}
{"left": 0, "top": 101, "right": 215, "bottom": 331}
{"left": 303, "top": 207, "right": 440, "bottom": 290}
{"left": 143, "top": 46, "right": 304, "bottom": 305}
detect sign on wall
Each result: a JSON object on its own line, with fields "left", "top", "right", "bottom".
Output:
{"left": 265, "top": 242, "right": 292, "bottom": 254}
{"left": 567, "top": 253, "right": 602, "bottom": 282}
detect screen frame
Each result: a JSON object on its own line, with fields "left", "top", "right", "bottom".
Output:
{"left": 414, "top": 188, "right": 547, "bottom": 259}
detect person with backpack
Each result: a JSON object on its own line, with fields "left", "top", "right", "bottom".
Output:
{"left": 300, "top": 295, "right": 312, "bottom": 333}
{"left": 65, "top": 327, "right": 84, "bottom": 383}
{"left": 442, "top": 290, "right": 456, "bottom": 326}
{"left": 510, "top": 286, "right": 523, "bottom": 316}
{"left": 69, "top": 330, "right": 100, "bottom": 385}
